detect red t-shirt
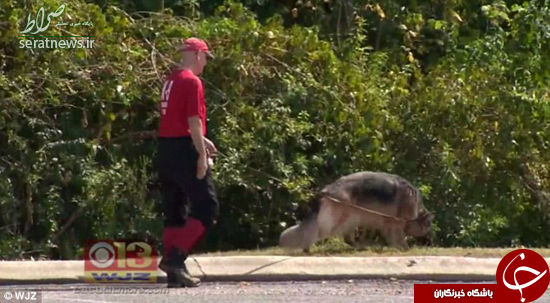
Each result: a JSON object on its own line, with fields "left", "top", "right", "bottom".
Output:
{"left": 159, "top": 69, "right": 206, "bottom": 137}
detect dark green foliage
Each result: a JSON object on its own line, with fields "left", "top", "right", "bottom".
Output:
{"left": 0, "top": 0, "right": 548, "bottom": 259}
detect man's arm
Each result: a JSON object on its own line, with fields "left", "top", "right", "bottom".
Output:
{"left": 189, "top": 116, "right": 208, "bottom": 179}
{"left": 184, "top": 78, "right": 207, "bottom": 157}
{"left": 188, "top": 116, "right": 206, "bottom": 157}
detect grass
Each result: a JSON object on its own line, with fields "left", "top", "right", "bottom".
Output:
{"left": 197, "top": 239, "right": 550, "bottom": 258}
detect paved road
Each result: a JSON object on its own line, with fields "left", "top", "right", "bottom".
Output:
{"left": 1, "top": 280, "right": 549, "bottom": 303}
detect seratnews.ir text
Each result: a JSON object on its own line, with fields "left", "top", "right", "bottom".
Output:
{"left": 19, "top": 38, "right": 95, "bottom": 49}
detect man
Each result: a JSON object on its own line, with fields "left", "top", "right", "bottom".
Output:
{"left": 157, "top": 37, "right": 219, "bottom": 288}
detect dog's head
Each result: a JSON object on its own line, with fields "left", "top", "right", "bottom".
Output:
{"left": 404, "top": 211, "right": 434, "bottom": 241}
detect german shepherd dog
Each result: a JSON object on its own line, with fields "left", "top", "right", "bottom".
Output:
{"left": 279, "top": 171, "right": 434, "bottom": 251}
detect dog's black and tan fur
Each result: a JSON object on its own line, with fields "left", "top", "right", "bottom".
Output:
{"left": 279, "top": 171, "right": 434, "bottom": 251}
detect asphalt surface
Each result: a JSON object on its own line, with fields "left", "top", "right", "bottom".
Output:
{"left": 2, "top": 280, "right": 549, "bottom": 303}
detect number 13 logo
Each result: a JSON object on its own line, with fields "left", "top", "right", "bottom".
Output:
{"left": 160, "top": 80, "right": 174, "bottom": 115}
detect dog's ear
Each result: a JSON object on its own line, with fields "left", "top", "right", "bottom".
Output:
{"left": 424, "top": 212, "right": 435, "bottom": 226}
{"left": 425, "top": 212, "right": 434, "bottom": 221}
{"left": 418, "top": 211, "right": 434, "bottom": 227}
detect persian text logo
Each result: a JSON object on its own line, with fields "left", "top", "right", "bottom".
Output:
{"left": 496, "top": 249, "right": 550, "bottom": 303}
{"left": 19, "top": 4, "right": 95, "bottom": 49}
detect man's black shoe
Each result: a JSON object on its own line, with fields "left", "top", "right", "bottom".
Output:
{"left": 159, "top": 250, "right": 201, "bottom": 288}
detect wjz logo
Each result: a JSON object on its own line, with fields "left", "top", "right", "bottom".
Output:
{"left": 84, "top": 239, "right": 158, "bottom": 283}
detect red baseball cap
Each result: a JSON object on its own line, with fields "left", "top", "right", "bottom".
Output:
{"left": 178, "top": 37, "right": 214, "bottom": 58}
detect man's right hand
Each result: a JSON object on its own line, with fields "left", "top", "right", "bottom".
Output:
{"left": 204, "top": 138, "right": 218, "bottom": 158}
{"left": 197, "top": 153, "right": 208, "bottom": 179}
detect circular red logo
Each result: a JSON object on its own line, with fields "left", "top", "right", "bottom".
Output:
{"left": 496, "top": 249, "right": 550, "bottom": 303}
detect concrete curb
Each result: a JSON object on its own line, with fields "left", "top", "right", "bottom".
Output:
{"left": 1, "top": 256, "right": 549, "bottom": 285}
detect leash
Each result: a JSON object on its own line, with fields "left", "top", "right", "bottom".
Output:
{"left": 317, "top": 192, "right": 409, "bottom": 222}
{"left": 212, "top": 150, "right": 412, "bottom": 223}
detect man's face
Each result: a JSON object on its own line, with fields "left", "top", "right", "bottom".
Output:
{"left": 195, "top": 52, "right": 208, "bottom": 74}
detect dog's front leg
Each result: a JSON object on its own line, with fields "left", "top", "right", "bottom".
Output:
{"left": 343, "top": 229, "right": 357, "bottom": 247}
{"left": 387, "top": 226, "right": 409, "bottom": 251}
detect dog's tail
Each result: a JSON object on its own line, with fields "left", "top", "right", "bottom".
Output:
{"left": 279, "top": 194, "right": 322, "bottom": 250}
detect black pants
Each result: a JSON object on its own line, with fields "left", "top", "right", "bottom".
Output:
{"left": 158, "top": 137, "right": 219, "bottom": 228}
